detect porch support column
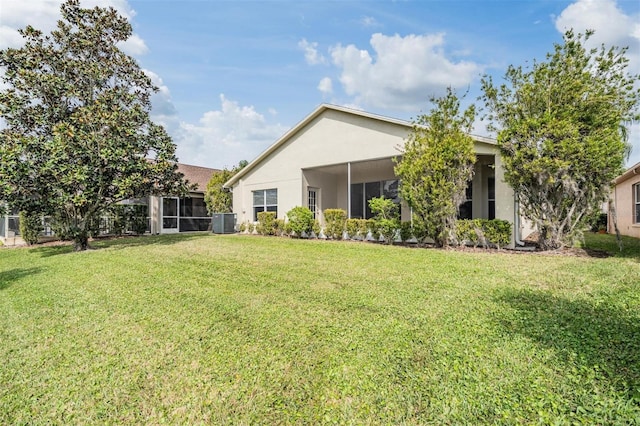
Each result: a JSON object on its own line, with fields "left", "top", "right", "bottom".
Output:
{"left": 347, "top": 162, "right": 351, "bottom": 219}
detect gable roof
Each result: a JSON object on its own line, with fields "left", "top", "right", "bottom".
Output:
{"left": 615, "top": 161, "right": 640, "bottom": 185}
{"left": 177, "top": 163, "right": 219, "bottom": 191}
{"left": 224, "top": 103, "right": 496, "bottom": 188}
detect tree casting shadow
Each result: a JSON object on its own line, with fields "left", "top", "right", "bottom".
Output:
{"left": 0, "top": 267, "right": 43, "bottom": 290}
{"left": 494, "top": 289, "right": 640, "bottom": 397}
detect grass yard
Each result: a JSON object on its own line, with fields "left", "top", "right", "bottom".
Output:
{"left": 1, "top": 233, "right": 639, "bottom": 424}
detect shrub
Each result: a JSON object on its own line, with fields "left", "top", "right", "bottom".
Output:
{"left": 274, "top": 219, "right": 286, "bottom": 237}
{"left": 256, "top": 211, "right": 277, "bottom": 236}
{"left": 311, "top": 219, "right": 321, "bottom": 237}
{"left": 589, "top": 212, "right": 608, "bottom": 232}
{"left": 456, "top": 219, "right": 482, "bottom": 248}
{"left": 110, "top": 205, "right": 127, "bottom": 236}
{"left": 399, "top": 221, "right": 413, "bottom": 243}
{"left": 19, "top": 210, "right": 41, "bottom": 245}
{"left": 129, "top": 205, "right": 148, "bottom": 235}
{"left": 323, "top": 209, "right": 346, "bottom": 240}
{"left": 366, "top": 219, "right": 379, "bottom": 241}
{"left": 50, "top": 214, "right": 72, "bottom": 241}
{"left": 456, "top": 219, "right": 512, "bottom": 249}
{"left": 368, "top": 197, "right": 400, "bottom": 244}
{"left": 286, "top": 206, "right": 314, "bottom": 237}
{"left": 345, "top": 219, "right": 361, "bottom": 239}
{"left": 483, "top": 219, "right": 511, "bottom": 249}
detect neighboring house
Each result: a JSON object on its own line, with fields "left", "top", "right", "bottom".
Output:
{"left": 0, "top": 163, "right": 218, "bottom": 246}
{"left": 609, "top": 162, "right": 640, "bottom": 239}
{"left": 224, "top": 104, "right": 526, "bottom": 246}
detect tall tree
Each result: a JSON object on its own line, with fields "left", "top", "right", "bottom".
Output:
{"left": 204, "top": 161, "right": 247, "bottom": 214}
{"left": 395, "top": 88, "right": 476, "bottom": 247}
{"left": 481, "top": 30, "right": 639, "bottom": 250}
{"left": 0, "top": 0, "right": 187, "bottom": 250}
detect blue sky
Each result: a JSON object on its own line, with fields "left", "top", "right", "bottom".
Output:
{"left": 1, "top": 0, "right": 639, "bottom": 169}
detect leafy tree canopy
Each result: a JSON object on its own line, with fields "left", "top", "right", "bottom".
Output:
{"left": 0, "top": 0, "right": 187, "bottom": 250}
{"left": 481, "top": 30, "right": 640, "bottom": 250}
{"left": 204, "top": 161, "right": 246, "bottom": 214}
{"left": 395, "top": 87, "right": 476, "bottom": 247}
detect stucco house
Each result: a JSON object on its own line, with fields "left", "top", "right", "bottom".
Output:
{"left": 225, "top": 104, "right": 527, "bottom": 245}
{"left": 608, "top": 161, "right": 640, "bottom": 239}
{"left": 0, "top": 163, "right": 218, "bottom": 246}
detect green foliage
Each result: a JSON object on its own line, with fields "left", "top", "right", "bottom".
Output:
{"left": 366, "top": 218, "right": 380, "bottom": 241}
{"left": 311, "top": 219, "right": 321, "bottom": 237}
{"left": 129, "top": 205, "right": 148, "bottom": 235}
{"left": 108, "top": 204, "right": 148, "bottom": 236}
{"left": 323, "top": 209, "right": 347, "bottom": 240}
{"left": 0, "top": 0, "right": 186, "bottom": 251}
{"left": 256, "top": 211, "right": 277, "bottom": 236}
{"left": 1, "top": 233, "right": 638, "bottom": 423}
{"left": 395, "top": 87, "right": 476, "bottom": 247}
{"left": 368, "top": 197, "right": 400, "bottom": 244}
{"left": 345, "top": 219, "right": 361, "bottom": 239}
{"left": 456, "top": 219, "right": 512, "bottom": 249}
{"left": 399, "top": 221, "right": 413, "bottom": 243}
{"left": 588, "top": 213, "right": 608, "bottom": 232}
{"left": 18, "top": 210, "right": 41, "bottom": 245}
{"left": 274, "top": 219, "right": 285, "bottom": 237}
{"left": 204, "top": 161, "right": 246, "bottom": 214}
{"left": 481, "top": 30, "right": 640, "bottom": 250}
{"left": 286, "top": 206, "right": 314, "bottom": 237}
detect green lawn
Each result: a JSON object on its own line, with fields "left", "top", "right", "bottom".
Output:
{"left": 1, "top": 233, "right": 639, "bottom": 424}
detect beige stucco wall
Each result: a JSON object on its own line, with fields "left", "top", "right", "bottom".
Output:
{"left": 231, "top": 107, "right": 519, "bottom": 244}
{"left": 610, "top": 174, "right": 640, "bottom": 238}
{"left": 232, "top": 109, "right": 409, "bottom": 223}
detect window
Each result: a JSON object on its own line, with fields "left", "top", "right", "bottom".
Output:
{"left": 635, "top": 183, "right": 640, "bottom": 224}
{"left": 350, "top": 179, "right": 400, "bottom": 219}
{"left": 179, "top": 197, "right": 210, "bottom": 232}
{"left": 488, "top": 177, "right": 495, "bottom": 220}
{"left": 458, "top": 181, "right": 473, "bottom": 220}
{"left": 308, "top": 188, "right": 318, "bottom": 219}
{"left": 253, "top": 189, "right": 277, "bottom": 221}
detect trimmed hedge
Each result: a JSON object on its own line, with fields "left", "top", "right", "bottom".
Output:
{"left": 256, "top": 211, "right": 277, "bottom": 236}
{"left": 323, "top": 209, "right": 347, "bottom": 240}
{"left": 19, "top": 211, "right": 42, "bottom": 245}
{"left": 456, "top": 219, "right": 512, "bottom": 249}
{"left": 286, "top": 206, "right": 314, "bottom": 237}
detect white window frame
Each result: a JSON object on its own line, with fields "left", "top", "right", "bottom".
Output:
{"left": 253, "top": 189, "right": 277, "bottom": 221}
{"left": 634, "top": 183, "right": 640, "bottom": 224}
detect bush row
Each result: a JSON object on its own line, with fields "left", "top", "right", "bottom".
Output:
{"left": 241, "top": 207, "right": 512, "bottom": 249}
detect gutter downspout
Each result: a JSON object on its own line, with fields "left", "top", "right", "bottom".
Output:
{"left": 347, "top": 162, "right": 351, "bottom": 219}
{"left": 514, "top": 192, "right": 525, "bottom": 246}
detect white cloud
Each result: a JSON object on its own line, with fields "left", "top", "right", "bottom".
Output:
{"left": 329, "top": 33, "right": 482, "bottom": 111}
{"left": 555, "top": 0, "right": 640, "bottom": 73}
{"left": 298, "top": 38, "right": 327, "bottom": 65}
{"left": 119, "top": 33, "right": 148, "bottom": 56}
{"left": 0, "top": 0, "right": 146, "bottom": 53}
{"left": 626, "top": 122, "right": 640, "bottom": 167}
{"left": 360, "top": 16, "right": 381, "bottom": 28}
{"left": 317, "top": 77, "right": 333, "bottom": 95}
{"left": 171, "top": 95, "right": 289, "bottom": 169}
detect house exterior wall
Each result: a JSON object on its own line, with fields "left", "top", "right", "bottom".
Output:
{"left": 230, "top": 106, "right": 518, "bottom": 245}
{"left": 610, "top": 171, "right": 640, "bottom": 239}
{"left": 231, "top": 108, "right": 409, "bottom": 223}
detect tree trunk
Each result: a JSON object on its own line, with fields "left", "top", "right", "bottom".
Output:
{"left": 73, "top": 231, "right": 89, "bottom": 251}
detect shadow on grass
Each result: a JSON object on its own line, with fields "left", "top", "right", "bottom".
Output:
{"left": 494, "top": 289, "right": 640, "bottom": 397}
{"left": 582, "top": 232, "right": 640, "bottom": 261}
{"left": 0, "top": 267, "right": 43, "bottom": 290}
{"left": 23, "top": 232, "right": 213, "bottom": 257}
{"left": 90, "top": 232, "right": 212, "bottom": 250}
